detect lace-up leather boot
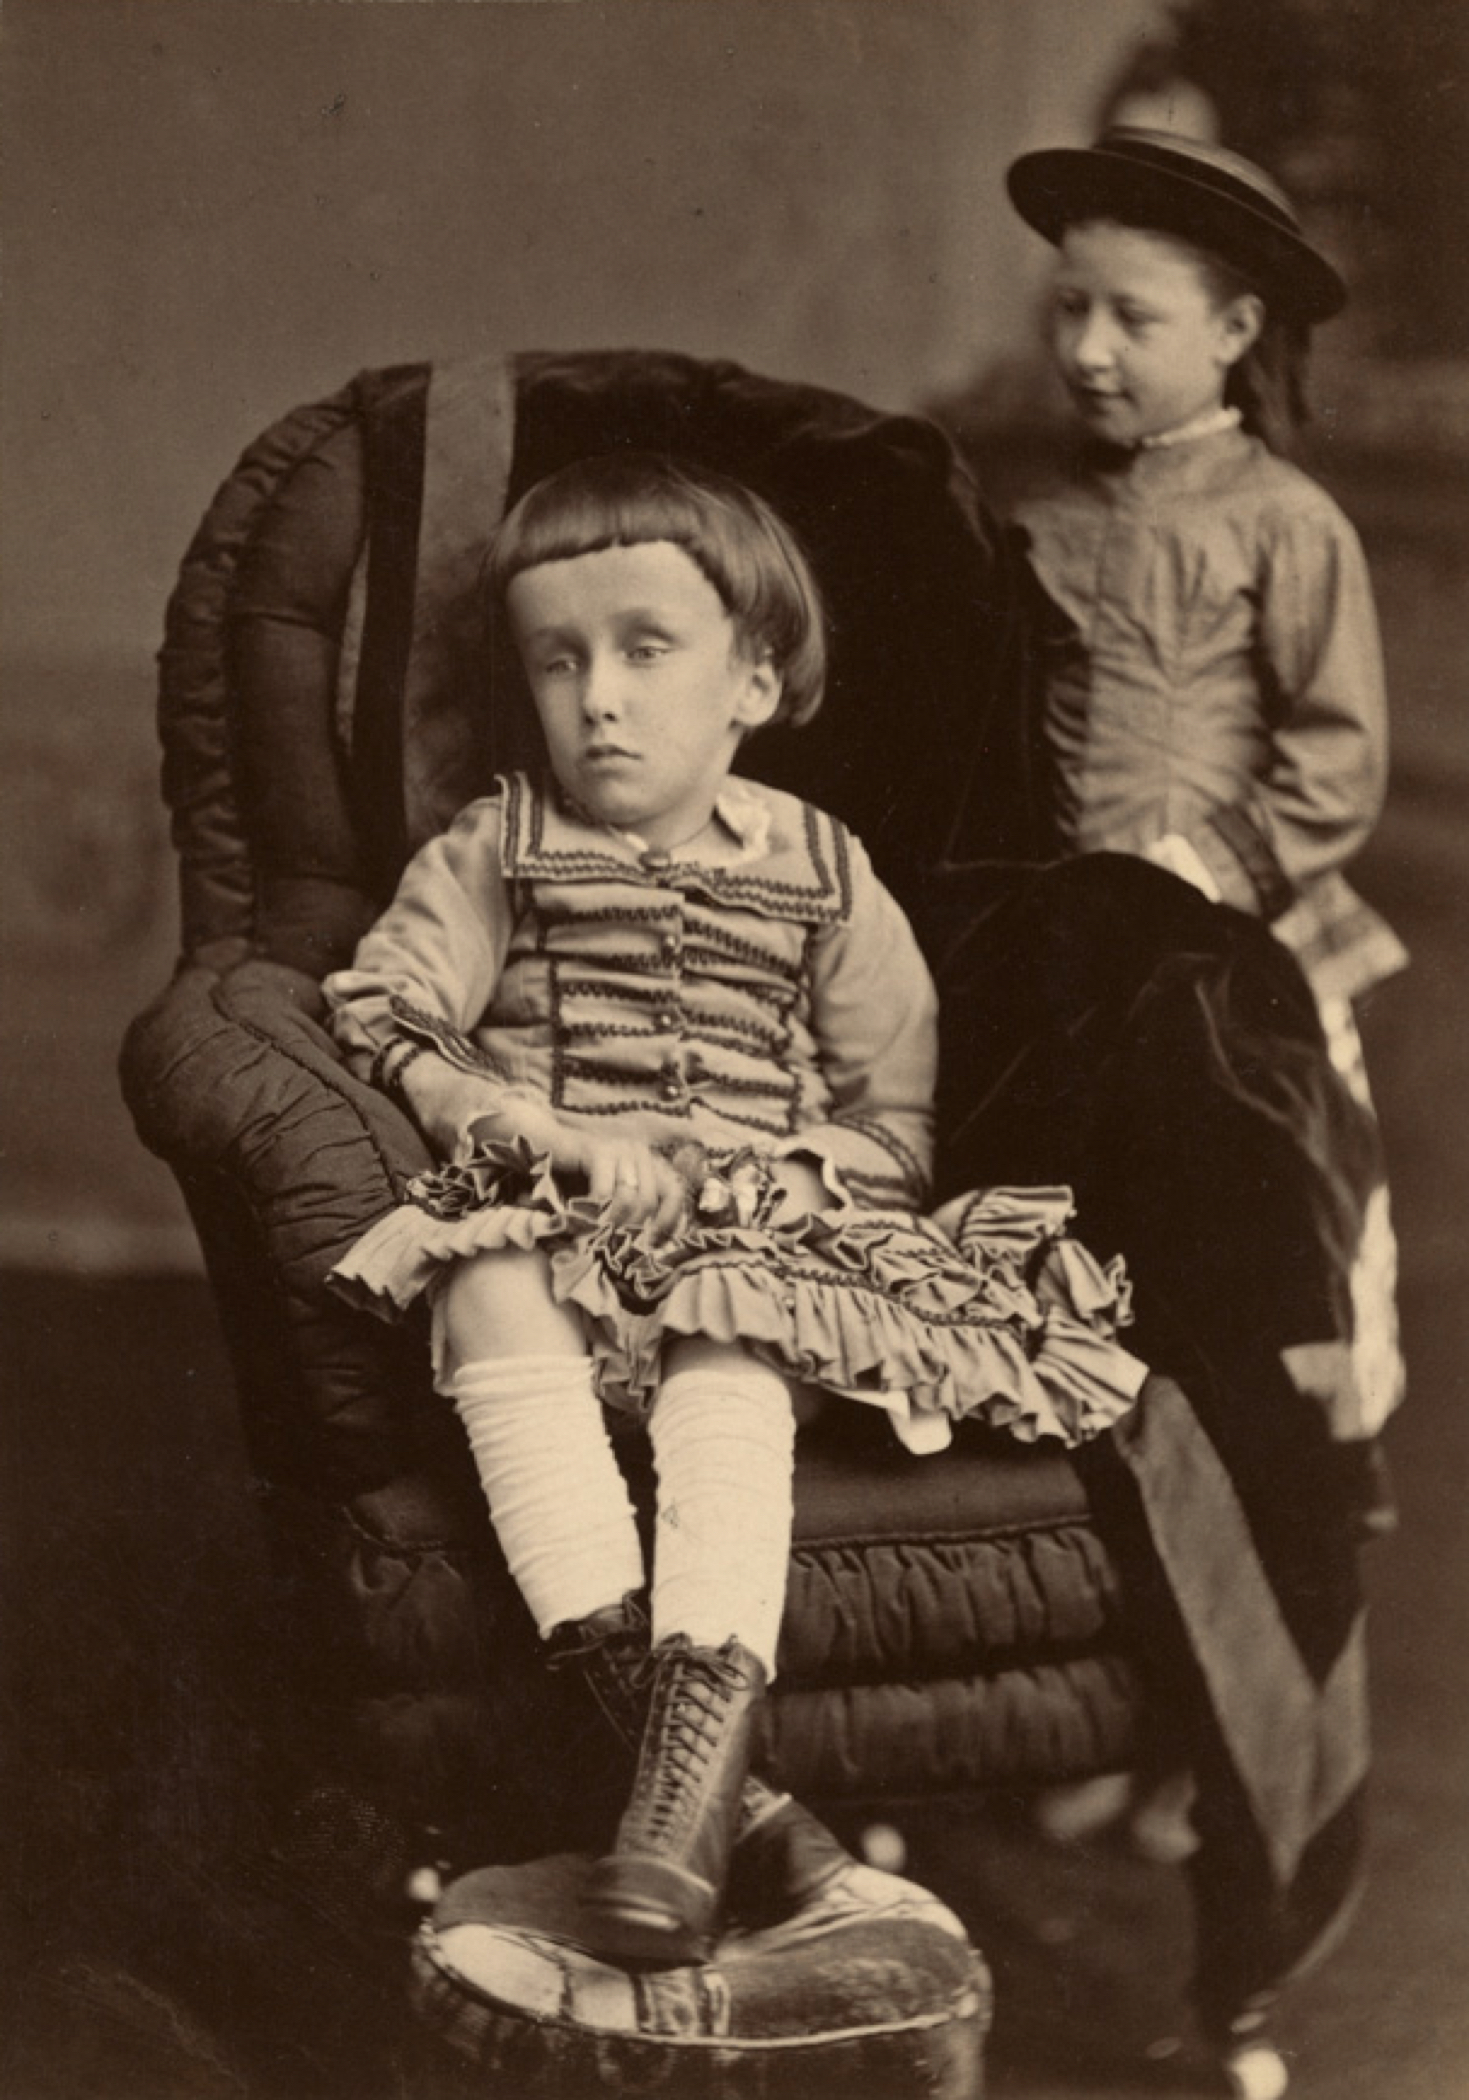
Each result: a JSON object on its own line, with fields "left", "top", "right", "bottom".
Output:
{"left": 546, "top": 1598, "right": 855, "bottom": 1940}
{"left": 724, "top": 1786, "right": 854, "bottom": 1927}
{"left": 580, "top": 1633, "right": 766, "bottom": 1964}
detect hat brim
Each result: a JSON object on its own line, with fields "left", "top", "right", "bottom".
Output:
{"left": 1007, "top": 146, "right": 1346, "bottom": 323}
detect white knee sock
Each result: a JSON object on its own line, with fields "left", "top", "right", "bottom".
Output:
{"left": 648, "top": 1352, "right": 796, "bottom": 1679}
{"left": 445, "top": 1353, "right": 645, "bottom": 1638}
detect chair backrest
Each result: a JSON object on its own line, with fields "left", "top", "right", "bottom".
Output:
{"left": 160, "top": 350, "right": 1010, "bottom": 979}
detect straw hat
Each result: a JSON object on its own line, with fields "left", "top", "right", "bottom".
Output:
{"left": 1006, "top": 127, "right": 1347, "bottom": 323}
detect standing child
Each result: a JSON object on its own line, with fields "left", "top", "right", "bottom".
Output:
{"left": 1004, "top": 126, "right": 1407, "bottom": 1474}
{"left": 322, "top": 453, "right": 1148, "bottom": 1967}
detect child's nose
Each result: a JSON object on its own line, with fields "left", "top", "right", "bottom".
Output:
{"left": 580, "top": 655, "right": 624, "bottom": 719}
{"left": 1072, "top": 312, "right": 1116, "bottom": 369}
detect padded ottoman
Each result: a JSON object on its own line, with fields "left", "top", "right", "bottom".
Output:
{"left": 413, "top": 1851, "right": 990, "bottom": 2099}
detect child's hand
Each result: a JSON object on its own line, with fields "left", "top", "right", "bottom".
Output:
{"left": 1143, "top": 834, "right": 1222, "bottom": 903}
{"left": 573, "top": 1133, "right": 689, "bottom": 1239}
{"left": 471, "top": 1099, "right": 686, "bottom": 1237}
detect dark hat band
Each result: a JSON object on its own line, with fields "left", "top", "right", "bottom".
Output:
{"left": 1094, "top": 129, "right": 1301, "bottom": 233}
{"left": 1006, "top": 127, "right": 1347, "bottom": 323}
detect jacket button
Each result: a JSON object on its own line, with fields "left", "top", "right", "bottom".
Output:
{"left": 659, "top": 1077, "right": 683, "bottom": 1102}
{"left": 655, "top": 1010, "right": 678, "bottom": 1032}
{"left": 659, "top": 933, "right": 680, "bottom": 961}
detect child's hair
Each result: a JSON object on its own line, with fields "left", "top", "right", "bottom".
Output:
{"left": 1175, "top": 237, "right": 1313, "bottom": 454}
{"left": 485, "top": 452, "right": 827, "bottom": 729}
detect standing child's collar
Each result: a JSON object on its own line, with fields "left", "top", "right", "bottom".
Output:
{"left": 1136, "top": 405, "right": 1242, "bottom": 452}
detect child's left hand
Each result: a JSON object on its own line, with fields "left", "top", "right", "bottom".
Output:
{"left": 576, "top": 1131, "right": 690, "bottom": 1239}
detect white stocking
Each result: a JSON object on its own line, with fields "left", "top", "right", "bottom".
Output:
{"left": 648, "top": 1343, "right": 797, "bottom": 1679}
{"left": 445, "top": 1353, "right": 645, "bottom": 1638}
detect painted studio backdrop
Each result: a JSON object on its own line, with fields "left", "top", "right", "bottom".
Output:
{"left": 4, "top": 0, "right": 1172, "bottom": 1270}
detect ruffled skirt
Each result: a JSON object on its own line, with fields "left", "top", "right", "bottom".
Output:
{"left": 328, "top": 1144, "right": 1148, "bottom": 1453}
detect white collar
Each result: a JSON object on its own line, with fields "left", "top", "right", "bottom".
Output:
{"left": 603, "top": 775, "right": 773, "bottom": 866}
{"left": 1137, "top": 405, "right": 1242, "bottom": 452}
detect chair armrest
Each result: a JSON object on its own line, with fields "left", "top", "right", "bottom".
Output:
{"left": 121, "top": 956, "right": 431, "bottom": 1293}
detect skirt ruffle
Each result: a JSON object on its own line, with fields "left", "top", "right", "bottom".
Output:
{"left": 328, "top": 1143, "right": 1148, "bottom": 1451}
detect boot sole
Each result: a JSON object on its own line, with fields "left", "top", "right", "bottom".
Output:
{"left": 580, "top": 1858, "right": 719, "bottom": 1967}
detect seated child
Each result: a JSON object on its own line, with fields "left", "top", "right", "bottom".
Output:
{"left": 323, "top": 452, "right": 1148, "bottom": 1965}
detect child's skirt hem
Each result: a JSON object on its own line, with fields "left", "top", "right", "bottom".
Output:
{"left": 327, "top": 1147, "right": 1147, "bottom": 1453}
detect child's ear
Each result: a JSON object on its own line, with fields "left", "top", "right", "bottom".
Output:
{"left": 1220, "top": 291, "right": 1265, "bottom": 367}
{"left": 735, "top": 654, "right": 783, "bottom": 731}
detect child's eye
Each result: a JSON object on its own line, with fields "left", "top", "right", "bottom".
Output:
{"left": 627, "top": 641, "right": 669, "bottom": 663}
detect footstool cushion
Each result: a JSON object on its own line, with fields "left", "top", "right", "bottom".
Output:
{"left": 412, "top": 1851, "right": 990, "bottom": 2098}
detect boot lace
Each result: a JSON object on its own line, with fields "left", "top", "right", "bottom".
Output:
{"left": 632, "top": 1642, "right": 750, "bottom": 1841}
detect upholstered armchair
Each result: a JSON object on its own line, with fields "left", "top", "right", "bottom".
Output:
{"left": 121, "top": 350, "right": 1367, "bottom": 2093}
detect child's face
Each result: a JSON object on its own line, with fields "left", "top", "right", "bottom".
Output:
{"left": 506, "top": 540, "right": 780, "bottom": 848}
{"left": 1049, "top": 220, "right": 1261, "bottom": 447}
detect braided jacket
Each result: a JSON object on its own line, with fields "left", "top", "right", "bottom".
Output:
{"left": 325, "top": 772, "right": 937, "bottom": 1208}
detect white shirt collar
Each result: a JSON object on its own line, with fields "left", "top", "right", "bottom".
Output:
{"left": 1137, "top": 404, "right": 1242, "bottom": 452}
{"left": 605, "top": 775, "right": 773, "bottom": 865}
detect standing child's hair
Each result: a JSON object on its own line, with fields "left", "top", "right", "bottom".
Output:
{"left": 485, "top": 452, "right": 828, "bottom": 727}
{"left": 1006, "top": 127, "right": 1348, "bottom": 453}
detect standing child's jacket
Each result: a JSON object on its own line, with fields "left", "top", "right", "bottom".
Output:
{"left": 1012, "top": 422, "right": 1407, "bottom": 1008}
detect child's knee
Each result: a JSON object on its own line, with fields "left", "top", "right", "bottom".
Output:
{"left": 438, "top": 1247, "right": 582, "bottom": 1368}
